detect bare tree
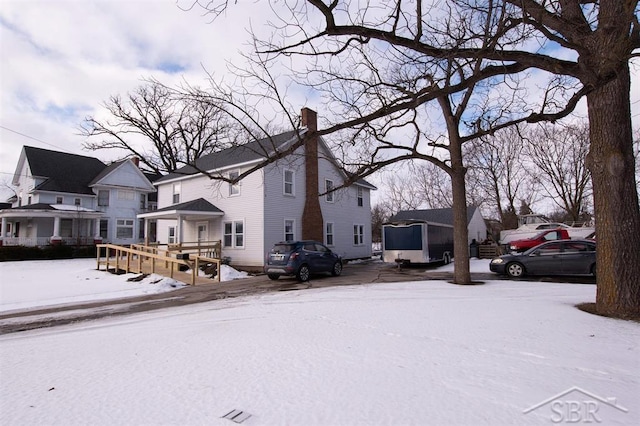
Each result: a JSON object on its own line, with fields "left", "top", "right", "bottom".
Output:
{"left": 465, "top": 126, "right": 540, "bottom": 229}
{"left": 189, "top": 0, "right": 640, "bottom": 317}
{"left": 80, "top": 81, "right": 232, "bottom": 174}
{"left": 524, "top": 122, "right": 593, "bottom": 224}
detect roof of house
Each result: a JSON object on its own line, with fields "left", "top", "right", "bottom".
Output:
{"left": 389, "top": 206, "right": 480, "bottom": 225}
{"left": 154, "top": 130, "right": 376, "bottom": 189}
{"left": 153, "top": 198, "right": 223, "bottom": 214}
{"left": 155, "top": 130, "right": 300, "bottom": 184}
{"left": 24, "top": 146, "right": 107, "bottom": 195}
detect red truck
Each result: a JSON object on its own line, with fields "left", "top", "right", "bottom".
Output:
{"left": 508, "top": 228, "right": 571, "bottom": 252}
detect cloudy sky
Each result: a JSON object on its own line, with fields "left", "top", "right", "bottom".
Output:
{"left": 1, "top": 1, "right": 639, "bottom": 203}
{"left": 0, "top": 0, "right": 282, "bottom": 197}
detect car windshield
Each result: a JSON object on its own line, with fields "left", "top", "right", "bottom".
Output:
{"left": 271, "top": 244, "right": 295, "bottom": 254}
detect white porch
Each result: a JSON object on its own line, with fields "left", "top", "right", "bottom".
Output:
{"left": 0, "top": 204, "right": 104, "bottom": 247}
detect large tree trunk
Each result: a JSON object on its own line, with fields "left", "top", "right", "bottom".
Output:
{"left": 586, "top": 64, "right": 640, "bottom": 318}
{"left": 450, "top": 141, "right": 472, "bottom": 284}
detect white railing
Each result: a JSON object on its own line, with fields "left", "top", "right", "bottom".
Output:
{"left": 1, "top": 237, "right": 96, "bottom": 246}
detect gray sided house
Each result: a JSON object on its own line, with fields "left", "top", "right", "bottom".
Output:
{"left": 388, "top": 206, "right": 487, "bottom": 245}
{"left": 0, "top": 146, "right": 156, "bottom": 246}
{"left": 139, "top": 108, "right": 377, "bottom": 268}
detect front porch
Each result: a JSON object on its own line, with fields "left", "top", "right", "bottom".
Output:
{"left": 0, "top": 203, "right": 103, "bottom": 247}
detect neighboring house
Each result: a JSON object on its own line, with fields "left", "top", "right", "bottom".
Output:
{"left": 0, "top": 146, "right": 156, "bottom": 246}
{"left": 138, "top": 108, "right": 376, "bottom": 268}
{"left": 388, "top": 206, "right": 487, "bottom": 245}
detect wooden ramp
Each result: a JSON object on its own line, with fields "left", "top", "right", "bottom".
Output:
{"left": 96, "top": 243, "right": 222, "bottom": 286}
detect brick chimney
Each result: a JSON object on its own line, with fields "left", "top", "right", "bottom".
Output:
{"left": 301, "top": 108, "right": 324, "bottom": 242}
{"left": 132, "top": 157, "right": 140, "bottom": 167}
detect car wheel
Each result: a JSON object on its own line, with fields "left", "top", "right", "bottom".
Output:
{"left": 267, "top": 274, "right": 280, "bottom": 280}
{"left": 591, "top": 263, "right": 596, "bottom": 277}
{"left": 506, "top": 262, "right": 525, "bottom": 278}
{"left": 331, "top": 261, "right": 342, "bottom": 276}
{"left": 296, "top": 264, "right": 310, "bottom": 282}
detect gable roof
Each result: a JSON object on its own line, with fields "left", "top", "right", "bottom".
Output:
{"left": 23, "top": 146, "right": 107, "bottom": 195}
{"left": 389, "top": 206, "right": 479, "bottom": 225}
{"left": 154, "top": 198, "right": 224, "bottom": 214}
{"left": 155, "top": 130, "right": 300, "bottom": 184}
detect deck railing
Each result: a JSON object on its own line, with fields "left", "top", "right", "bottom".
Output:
{"left": 96, "top": 241, "right": 222, "bottom": 285}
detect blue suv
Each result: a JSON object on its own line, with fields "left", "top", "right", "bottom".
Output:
{"left": 264, "top": 240, "right": 343, "bottom": 282}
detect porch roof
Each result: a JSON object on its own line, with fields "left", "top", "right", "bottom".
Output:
{"left": 0, "top": 203, "right": 104, "bottom": 219}
{"left": 137, "top": 198, "right": 224, "bottom": 221}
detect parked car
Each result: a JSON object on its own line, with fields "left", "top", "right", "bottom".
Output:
{"left": 264, "top": 241, "right": 343, "bottom": 282}
{"left": 490, "top": 239, "right": 596, "bottom": 278}
{"left": 507, "top": 228, "right": 571, "bottom": 252}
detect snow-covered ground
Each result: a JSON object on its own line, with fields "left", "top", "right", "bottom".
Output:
{"left": 0, "top": 258, "right": 248, "bottom": 313}
{"left": 0, "top": 258, "right": 638, "bottom": 425}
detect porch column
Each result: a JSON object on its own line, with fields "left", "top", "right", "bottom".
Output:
{"left": 51, "top": 216, "right": 62, "bottom": 244}
{"left": 0, "top": 217, "right": 6, "bottom": 245}
{"left": 94, "top": 218, "right": 103, "bottom": 244}
{"left": 177, "top": 214, "right": 184, "bottom": 243}
{"left": 144, "top": 219, "right": 149, "bottom": 245}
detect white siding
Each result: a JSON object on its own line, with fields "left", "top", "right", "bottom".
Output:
{"left": 316, "top": 147, "right": 372, "bottom": 260}
{"left": 155, "top": 139, "right": 374, "bottom": 266}
{"left": 155, "top": 168, "right": 267, "bottom": 267}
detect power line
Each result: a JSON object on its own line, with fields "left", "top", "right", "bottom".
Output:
{"left": 0, "top": 125, "right": 75, "bottom": 153}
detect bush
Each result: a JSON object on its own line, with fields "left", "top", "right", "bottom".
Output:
{"left": 0, "top": 244, "right": 96, "bottom": 261}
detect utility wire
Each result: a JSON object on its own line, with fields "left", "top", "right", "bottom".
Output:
{"left": 0, "top": 125, "right": 75, "bottom": 153}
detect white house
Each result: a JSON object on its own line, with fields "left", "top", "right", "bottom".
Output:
{"left": 139, "top": 108, "right": 376, "bottom": 268}
{"left": 0, "top": 146, "right": 157, "bottom": 246}
{"left": 388, "top": 206, "right": 487, "bottom": 245}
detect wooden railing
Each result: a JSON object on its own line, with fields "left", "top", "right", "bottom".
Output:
{"left": 96, "top": 242, "right": 221, "bottom": 285}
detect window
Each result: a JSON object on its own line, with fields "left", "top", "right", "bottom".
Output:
{"left": 223, "top": 222, "right": 233, "bottom": 247}
{"left": 197, "top": 223, "right": 207, "bottom": 242}
{"left": 139, "top": 194, "right": 146, "bottom": 210}
{"left": 56, "top": 196, "right": 63, "bottom": 204}
{"left": 283, "top": 169, "right": 295, "bottom": 196}
{"left": 60, "top": 219, "right": 73, "bottom": 237}
{"left": 325, "top": 179, "right": 334, "bottom": 202}
{"left": 229, "top": 170, "right": 240, "bottom": 196}
{"left": 74, "top": 198, "right": 81, "bottom": 206}
{"left": 172, "top": 183, "right": 181, "bottom": 204}
{"left": 168, "top": 226, "right": 176, "bottom": 244}
{"left": 99, "top": 220, "right": 109, "bottom": 240}
{"left": 98, "top": 190, "right": 109, "bottom": 206}
{"left": 357, "top": 187, "right": 363, "bottom": 207}
{"left": 284, "top": 219, "right": 295, "bottom": 241}
{"left": 235, "top": 221, "right": 244, "bottom": 247}
{"left": 223, "top": 220, "right": 245, "bottom": 248}
{"left": 353, "top": 224, "right": 365, "bottom": 246}
{"left": 117, "top": 190, "right": 135, "bottom": 201}
{"left": 116, "top": 219, "right": 134, "bottom": 239}
{"left": 534, "top": 242, "right": 562, "bottom": 256}
{"left": 27, "top": 196, "right": 32, "bottom": 205}
{"left": 325, "top": 222, "right": 334, "bottom": 246}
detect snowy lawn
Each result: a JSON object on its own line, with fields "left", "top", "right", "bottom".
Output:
{"left": 0, "top": 259, "right": 638, "bottom": 425}
{"left": 0, "top": 258, "right": 248, "bottom": 313}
